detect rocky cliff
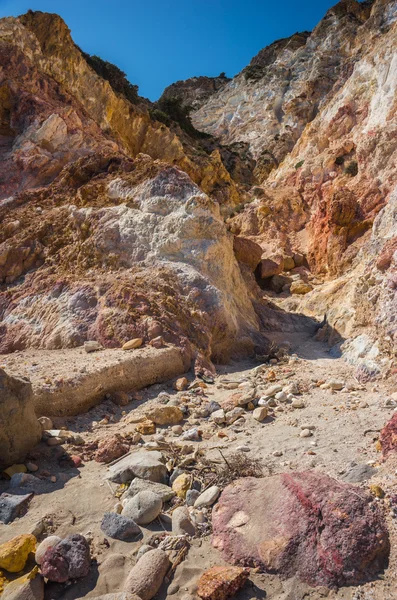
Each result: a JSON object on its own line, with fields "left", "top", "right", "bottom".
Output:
{"left": 189, "top": 0, "right": 397, "bottom": 377}
{"left": 1, "top": 1, "right": 397, "bottom": 379}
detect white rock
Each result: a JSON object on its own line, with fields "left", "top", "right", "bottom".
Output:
{"left": 300, "top": 429, "right": 312, "bottom": 438}
{"left": 275, "top": 391, "right": 288, "bottom": 403}
{"left": 35, "top": 535, "right": 62, "bottom": 565}
{"left": 291, "top": 398, "right": 305, "bottom": 409}
{"left": 194, "top": 485, "right": 220, "bottom": 508}
{"left": 253, "top": 406, "right": 268, "bottom": 422}
{"left": 84, "top": 340, "right": 102, "bottom": 353}
{"left": 211, "top": 409, "right": 226, "bottom": 424}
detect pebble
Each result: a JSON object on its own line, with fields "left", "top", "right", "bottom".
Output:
{"left": 172, "top": 473, "right": 192, "bottom": 499}
{"left": 84, "top": 340, "right": 102, "bottom": 353}
{"left": 291, "top": 398, "right": 305, "bottom": 409}
{"left": 273, "top": 450, "right": 283, "bottom": 457}
{"left": 172, "top": 506, "right": 196, "bottom": 536}
{"left": 26, "top": 462, "right": 38, "bottom": 472}
{"left": 172, "top": 425, "right": 183, "bottom": 435}
{"left": 275, "top": 391, "right": 288, "bottom": 403}
{"left": 194, "top": 486, "right": 220, "bottom": 508}
{"left": 328, "top": 380, "right": 344, "bottom": 390}
{"left": 122, "top": 338, "right": 143, "bottom": 350}
{"left": 236, "top": 446, "right": 250, "bottom": 452}
{"left": 211, "top": 409, "right": 226, "bottom": 424}
{"left": 300, "top": 429, "right": 312, "bottom": 438}
{"left": 136, "top": 544, "right": 154, "bottom": 560}
{"left": 186, "top": 489, "right": 200, "bottom": 506}
{"left": 38, "top": 416, "right": 53, "bottom": 431}
{"left": 122, "top": 491, "right": 162, "bottom": 525}
{"left": 253, "top": 406, "right": 268, "bottom": 422}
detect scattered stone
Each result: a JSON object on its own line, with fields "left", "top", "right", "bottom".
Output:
{"left": 212, "top": 472, "right": 390, "bottom": 587}
{"left": 0, "top": 493, "right": 33, "bottom": 524}
{"left": 107, "top": 451, "right": 167, "bottom": 484}
{"left": 225, "top": 408, "right": 245, "bottom": 425}
{"left": 123, "top": 549, "right": 170, "bottom": 600}
{"left": 111, "top": 391, "right": 131, "bottom": 407}
{"left": 175, "top": 377, "right": 189, "bottom": 391}
{"left": 35, "top": 536, "right": 62, "bottom": 565}
{"left": 145, "top": 406, "right": 183, "bottom": 426}
{"left": 290, "top": 281, "right": 313, "bottom": 295}
{"left": 370, "top": 484, "right": 385, "bottom": 499}
{"left": 125, "top": 478, "right": 175, "bottom": 502}
{"left": 300, "top": 429, "right": 312, "bottom": 438}
{"left": 172, "top": 506, "right": 196, "bottom": 536}
{"left": 84, "top": 341, "right": 102, "bottom": 353}
{"left": 197, "top": 566, "right": 249, "bottom": 600}
{"left": 26, "top": 462, "right": 39, "bottom": 472}
{"left": 38, "top": 416, "right": 53, "bottom": 431}
{"left": 275, "top": 391, "right": 288, "bottom": 403}
{"left": 122, "top": 491, "right": 162, "bottom": 525}
{"left": 236, "top": 446, "right": 250, "bottom": 452}
{"left": 122, "top": 338, "right": 143, "bottom": 351}
{"left": 172, "top": 425, "right": 183, "bottom": 435}
{"left": 40, "top": 534, "right": 90, "bottom": 583}
{"left": 172, "top": 473, "right": 192, "bottom": 499}
{"left": 253, "top": 407, "right": 268, "bottom": 422}
{"left": 101, "top": 512, "right": 141, "bottom": 541}
{"left": 342, "top": 464, "right": 376, "bottom": 483}
{"left": 273, "top": 450, "right": 283, "bottom": 457}
{"left": 0, "top": 534, "right": 36, "bottom": 573}
{"left": 194, "top": 486, "right": 220, "bottom": 508}
{"left": 47, "top": 437, "right": 63, "bottom": 446}
{"left": 328, "top": 380, "right": 344, "bottom": 391}
{"left": 291, "top": 398, "right": 305, "bottom": 409}
{"left": 186, "top": 489, "right": 200, "bottom": 506}
{"left": 211, "top": 409, "right": 226, "bottom": 425}
{"left": 181, "top": 427, "right": 201, "bottom": 441}
{"left": 136, "top": 420, "right": 156, "bottom": 435}
{"left": 95, "top": 437, "right": 129, "bottom": 464}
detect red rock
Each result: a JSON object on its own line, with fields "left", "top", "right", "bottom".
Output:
{"left": 197, "top": 566, "right": 249, "bottom": 600}
{"left": 70, "top": 455, "right": 82, "bottom": 467}
{"left": 41, "top": 534, "right": 90, "bottom": 582}
{"left": 259, "top": 257, "right": 284, "bottom": 279}
{"left": 212, "top": 471, "right": 389, "bottom": 588}
{"left": 233, "top": 236, "right": 263, "bottom": 271}
{"left": 380, "top": 413, "right": 397, "bottom": 459}
{"left": 94, "top": 437, "right": 129, "bottom": 464}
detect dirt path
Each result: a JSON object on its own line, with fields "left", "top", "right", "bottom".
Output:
{"left": 1, "top": 333, "right": 396, "bottom": 600}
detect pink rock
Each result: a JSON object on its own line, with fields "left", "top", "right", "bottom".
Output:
{"left": 212, "top": 471, "right": 389, "bottom": 588}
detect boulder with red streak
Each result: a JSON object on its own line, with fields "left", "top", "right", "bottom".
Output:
{"left": 212, "top": 471, "right": 389, "bottom": 588}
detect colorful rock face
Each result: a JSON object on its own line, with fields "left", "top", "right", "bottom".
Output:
{"left": 212, "top": 472, "right": 390, "bottom": 588}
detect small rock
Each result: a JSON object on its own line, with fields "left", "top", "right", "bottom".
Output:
{"left": 84, "top": 341, "right": 102, "bottom": 353}
{"left": 275, "top": 391, "right": 288, "bottom": 403}
{"left": 136, "top": 544, "right": 154, "bottom": 560}
{"left": 136, "top": 420, "right": 156, "bottom": 435}
{"left": 328, "top": 380, "right": 344, "bottom": 391}
{"left": 197, "top": 566, "right": 249, "bottom": 600}
{"left": 122, "top": 491, "right": 162, "bottom": 525}
{"left": 26, "top": 462, "right": 39, "bottom": 473}
{"left": 145, "top": 406, "right": 183, "bottom": 426}
{"left": 236, "top": 446, "right": 250, "bottom": 452}
{"left": 125, "top": 478, "right": 175, "bottom": 502}
{"left": 1, "top": 572, "right": 44, "bottom": 600}
{"left": 273, "top": 450, "right": 283, "bottom": 457}
{"left": 38, "top": 416, "right": 53, "bottom": 431}
{"left": 225, "top": 408, "right": 244, "bottom": 425}
{"left": 122, "top": 338, "right": 143, "bottom": 351}
{"left": 0, "top": 534, "right": 36, "bottom": 573}
{"left": 300, "top": 429, "right": 312, "bottom": 438}
{"left": 172, "top": 506, "right": 196, "bottom": 536}
{"left": 101, "top": 512, "right": 141, "bottom": 541}
{"left": 290, "top": 281, "right": 313, "bottom": 295}
{"left": 35, "top": 536, "right": 62, "bottom": 565}
{"left": 95, "top": 437, "right": 129, "bottom": 464}
{"left": 370, "top": 485, "right": 385, "bottom": 499}
{"left": 47, "top": 437, "right": 63, "bottom": 446}
{"left": 123, "top": 549, "right": 170, "bottom": 600}
{"left": 253, "top": 407, "right": 268, "bottom": 422}
{"left": 211, "top": 409, "right": 226, "bottom": 425}
{"left": 40, "top": 534, "right": 90, "bottom": 583}
{"left": 194, "top": 486, "right": 220, "bottom": 508}
{"left": 172, "top": 473, "right": 192, "bottom": 499}
{"left": 111, "top": 391, "right": 130, "bottom": 407}
{"left": 107, "top": 451, "right": 167, "bottom": 484}
{"left": 291, "top": 398, "right": 305, "bottom": 409}
{"left": 175, "top": 377, "right": 189, "bottom": 391}
{"left": 342, "top": 464, "right": 376, "bottom": 483}
{"left": 0, "top": 493, "right": 33, "bottom": 524}
{"left": 186, "top": 489, "right": 200, "bottom": 506}
{"left": 181, "top": 427, "right": 201, "bottom": 441}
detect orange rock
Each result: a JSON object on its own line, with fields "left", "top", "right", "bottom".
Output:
{"left": 197, "top": 566, "right": 249, "bottom": 600}
{"left": 136, "top": 420, "right": 156, "bottom": 435}
{"left": 175, "top": 377, "right": 188, "bottom": 391}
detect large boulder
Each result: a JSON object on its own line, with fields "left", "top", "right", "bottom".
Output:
{"left": 233, "top": 236, "right": 263, "bottom": 271}
{"left": 212, "top": 471, "right": 389, "bottom": 588}
{"left": 107, "top": 451, "right": 167, "bottom": 484}
{"left": 0, "top": 370, "right": 41, "bottom": 468}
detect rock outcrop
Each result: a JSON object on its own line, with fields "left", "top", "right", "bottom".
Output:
{"left": 0, "top": 369, "right": 41, "bottom": 468}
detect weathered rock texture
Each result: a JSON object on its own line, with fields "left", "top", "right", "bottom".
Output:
{"left": 0, "top": 369, "right": 41, "bottom": 468}
{"left": 190, "top": 0, "right": 397, "bottom": 367}
{"left": 212, "top": 472, "right": 389, "bottom": 588}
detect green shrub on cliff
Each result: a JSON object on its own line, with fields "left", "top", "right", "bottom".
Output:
{"left": 83, "top": 53, "right": 139, "bottom": 104}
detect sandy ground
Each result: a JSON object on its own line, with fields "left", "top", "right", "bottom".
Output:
{"left": 1, "top": 333, "right": 397, "bottom": 600}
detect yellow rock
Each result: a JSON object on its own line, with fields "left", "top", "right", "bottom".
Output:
{"left": 122, "top": 338, "right": 143, "bottom": 350}
{"left": 136, "top": 419, "right": 156, "bottom": 435}
{"left": 0, "top": 570, "right": 9, "bottom": 594}
{"left": 369, "top": 484, "right": 385, "bottom": 499}
{"left": 0, "top": 534, "right": 36, "bottom": 573}
{"left": 290, "top": 281, "right": 313, "bottom": 295}
{"left": 3, "top": 464, "right": 27, "bottom": 478}
{"left": 172, "top": 473, "right": 192, "bottom": 499}
{"left": 145, "top": 405, "right": 183, "bottom": 425}
{"left": 246, "top": 402, "right": 255, "bottom": 411}
{"left": 175, "top": 377, "right": 188, "bottom": 391}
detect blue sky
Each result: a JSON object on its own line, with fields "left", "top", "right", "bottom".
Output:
{"left": 0, "top": 0, "right": 340, "bottom": 100}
